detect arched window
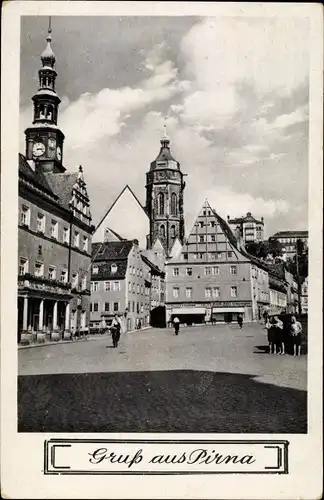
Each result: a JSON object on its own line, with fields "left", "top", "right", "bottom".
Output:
{"left": 160, "top": 225, "right": 165, "bottom": 239}
{"left": 171, "top": 193, "right": 177, "bottom": 215}
{"left": 158, "top": 192, "right": 164, "bottom": 215}
{"left": 170, "top": 225, "right": 176, "bottom": 239}
{"left": 46, "top": 105, "right": 53, "bottom": 120}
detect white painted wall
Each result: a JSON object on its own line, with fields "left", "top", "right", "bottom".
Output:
{"left": 93, "top": 187, "right": 150, "bottom": 249}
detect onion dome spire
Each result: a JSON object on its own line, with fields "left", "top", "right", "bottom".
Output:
{"left": 41, "top": 17, "right": 56, "bottom": 68}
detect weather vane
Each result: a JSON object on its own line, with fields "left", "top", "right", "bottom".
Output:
{"left": 164, "top": 116, "right": 168, "bottom": 136}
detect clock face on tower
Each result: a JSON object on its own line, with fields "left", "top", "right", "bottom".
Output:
{"left": 56, "top": 146, "right": 62, "bottom": 161}
{"left": 32, "top": 142, "right": 45, "bottom": 157}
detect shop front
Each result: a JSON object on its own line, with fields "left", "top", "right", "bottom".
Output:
{"left": 171, "top": 306, "right": 206, "bottom": 325}
{"left": 211, "top": 307, "right": 245, "bottom": 324}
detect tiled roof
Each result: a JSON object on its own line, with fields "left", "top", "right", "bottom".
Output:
{"left": 92, "top": 241, "right": 133, "bottom": 262}
{"left": 19, "top": 153, "right": 58, "bottom": 198}
{"left": 271, "top": 230, "right": 308, "bottom": 238}
{"left": 212, "top": 207, "right": 285, "bottom": 280}
{"left": 212, "top": 209, "right": 239, "bottom": 249}
{"left": 45, "top": 172, "right": 78, "bottom": 210}
{"left": 91, "top": 260, "right": 128, "bottom": 280}
{"left": 150, "top": 146, "right": 179, "bottom": 171}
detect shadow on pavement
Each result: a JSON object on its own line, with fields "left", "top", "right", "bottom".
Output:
{"left": 18, "top": 369, "right": 307, "bottom": 433}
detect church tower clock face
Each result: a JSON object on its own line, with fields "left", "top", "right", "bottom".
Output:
{"left": 56, "top": 146, "right": 62, "bottom": 161}
{"left": 32, "top": 142, "right": 45, "bottom": 157}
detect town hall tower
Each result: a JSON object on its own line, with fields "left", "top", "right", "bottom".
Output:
{"left": 24, "top": 19, "right": 65, "bottom": 174}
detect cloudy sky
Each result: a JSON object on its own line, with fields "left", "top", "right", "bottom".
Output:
{"left": 20, "top": 15, "right": 309, "bottom": 237}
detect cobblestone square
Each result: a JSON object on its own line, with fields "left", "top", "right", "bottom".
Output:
{"left": 18, "top": 323, "right": 307, "bottom": 433}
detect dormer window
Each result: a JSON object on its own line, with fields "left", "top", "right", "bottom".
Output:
{"left": 111, "top": 263, "right": 117, "bottom": 274}
{"left": 92, "top": 265, "right": 98, "bottom": 274}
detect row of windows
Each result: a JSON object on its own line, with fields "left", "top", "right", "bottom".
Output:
{"left": 128, "top": 301, "right": 149, "bottom": 313}
{"left": 19, "top": 257, "right": 87, "bottom": 288}
{"left": 90, "top": 302, "right": 120, "bottom": 313}
{"left": 197, "top": 220, "right": 216, "bottom": 228}
{"left": 90, "top": 301, "right": 149, "bottom": 314}
{"left": 91, "top": 281, "right": 121, "bottom": 292}
{"left": 172, "top": 265, "right": 237, "bottom": 277}
{"left": 20, "top": 206, "right": 88, "bottom": 251}
{"left": 180, "top": 251, "right": 234, "bottom": 261}
{"left": 92, "top": 265, "right": 143, "bottom": 277}
{"left": 172, "top": 286, "right": 238, "bottom": 299}
{"left": 128, "top": 282, "right": 149, "bottom": 296}
{"left": 251, "top": 267, "right": 268, "bottom": 279}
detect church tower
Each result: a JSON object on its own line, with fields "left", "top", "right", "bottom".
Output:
{"left": 146, "top": 127, "right": 186, "bottom": 256}
{"left": 24, "top": 19, "right": 65, "bottom": 174}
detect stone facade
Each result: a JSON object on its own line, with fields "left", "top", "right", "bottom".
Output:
{"left": 146, "top": 135, "right": 185, "bottom": 256}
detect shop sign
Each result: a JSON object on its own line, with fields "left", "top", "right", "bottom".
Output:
{"left": 212, "top": 301, "right": 252, "bottom": 308}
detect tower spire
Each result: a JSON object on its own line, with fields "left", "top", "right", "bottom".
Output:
{"left": 161, "top": 116, "right": 170, "bottom": 148}
{"left": 41, "top": 16, "right": 55, "bottom": 68}
{"left": 24, "top": 17, "right": 65, "bottom": 174}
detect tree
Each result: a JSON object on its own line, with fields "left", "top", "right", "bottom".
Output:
{"left": 286, "top": 239, "right": 308, "bottom": 315}
{"left": 286, "top": 240, "right": 308, "bottom": 280}
{"left": 268, "top": 238, "right": 283, "bottom": 258}
{"left": 245, "top": 239, "right": 282, "bottom": 260}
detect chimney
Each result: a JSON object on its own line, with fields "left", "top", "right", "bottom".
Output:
{"left": 261, "top": 217, "right": 264, "bottom": 223}
{"left": 227, "top": 215, "right": 230, "bottom": 222}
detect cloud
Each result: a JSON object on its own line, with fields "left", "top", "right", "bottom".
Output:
{"left": 271, "top": 106, "right": 308, "bottom": 129}
{"left": 19, "top": 17, "right": 309, "bottom": 238}
{"left": 181, "top": 17, "right": 309, "bottom": 94}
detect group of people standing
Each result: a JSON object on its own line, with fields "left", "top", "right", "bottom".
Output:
{"left": 264, "top": 313, "right": 302, "bottom": 356}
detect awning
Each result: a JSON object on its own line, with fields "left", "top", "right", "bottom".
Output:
{"left": 172, "top": 307, "right": 206, "bottom": 315}
{"left": 212, "top": 307, "right": 245, "bottom": 313}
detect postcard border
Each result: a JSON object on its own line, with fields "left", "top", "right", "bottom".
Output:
{"left": 44, "top": 439, "right": 289, "bottom": 475}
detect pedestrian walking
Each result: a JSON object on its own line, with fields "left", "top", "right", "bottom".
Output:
{"left": 263, "top": 309, "right": 269, "bottom": 325}
{"left": 111, "top": 314, "right": 122, "bottom": 348}
{"left": 289, "top": 315, "right": 302, "bottom": 356}
{"left": 237, "top": 314, "right": 243, "bottom": 329}
{"left": 173, "top": 316, "right": 180, "bottom": 335}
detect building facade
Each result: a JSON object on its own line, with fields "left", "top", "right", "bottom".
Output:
{"left": 90, "top": 239, "right": 152, "bottom": 332}
{"left": 227, "top": 212, "right": 264, "bottom": 243}
{"left": 18, "top": 26, "right": 93, "bottom": 343}
{"left": 146, "top": 133, "right": 186, "bottom": 256}
{"left": 301, "top": 277, "right": 308, "bottom": 314}
{"left": 165, "top": 200, "right": 270, "bottom": 325}
{"left": 269, "top": 230, "right": 308, "bottom": 260}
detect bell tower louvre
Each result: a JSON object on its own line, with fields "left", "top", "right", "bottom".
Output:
{"left": 146, "top": 123, "right": 186, "bottom": 256}
{"left": 24, "top": 17, "right": 65, "bottom": 174}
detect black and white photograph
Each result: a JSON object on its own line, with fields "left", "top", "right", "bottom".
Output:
{"left": 1, "top": 2, "right": 323, "bottom": 499}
